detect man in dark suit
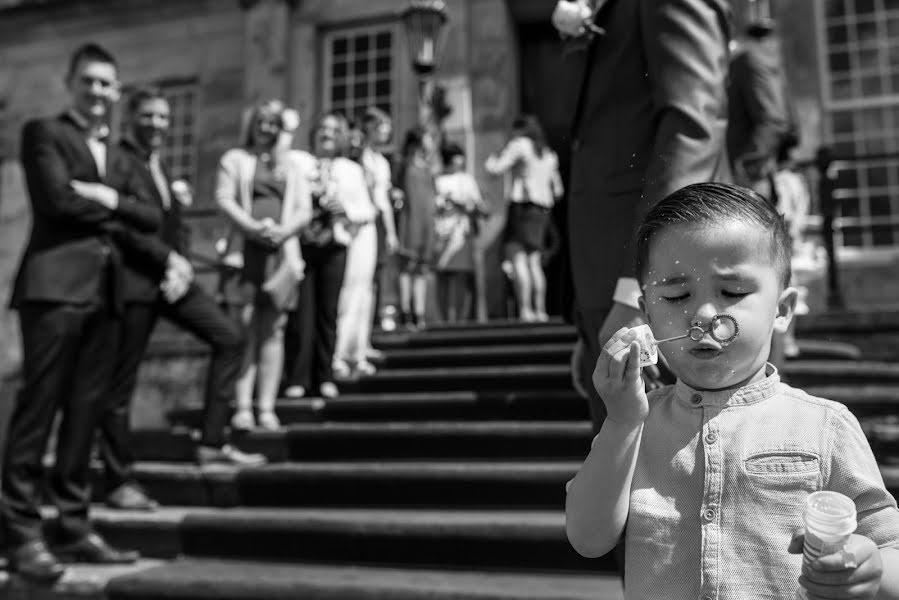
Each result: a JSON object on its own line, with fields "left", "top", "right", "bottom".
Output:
{"left": 2, "top": 43, "right": 156, "bottom": 581}
{"left": 99, "top": 88, "right": 263, "bottom": 512}
{"left": 726, "top": 17, "right": 791, "bottom": 200}
{"left": 559, "top": 0, "right": 732, "bottom": 431}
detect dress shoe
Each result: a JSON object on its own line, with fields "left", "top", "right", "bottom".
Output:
{"left": 105, "top": 483, "right": 159, "bottom": 511}
{"left": 196, "top": 444, "right": 267, "bottom": 467}
{"left": 52, "top": 532, "right": 139, "bottom": 564}
{"left": 7, "top": 539, "right": 66, "bottom": 582}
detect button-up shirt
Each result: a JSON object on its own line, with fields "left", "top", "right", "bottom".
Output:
{"left": 622, "top": 366, "right": 899, "bottom": 599}
{"left": 67, "top": 109, "right": 110, "bottom": 177}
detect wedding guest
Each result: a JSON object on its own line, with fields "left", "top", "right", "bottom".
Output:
{"left": 396, "top": 126, "right": 437, "bottom": 329}
{"left": 556, "top": 0, "right": 731, "bottom": 433}
{"left": 217, "top": 100, "right": 310, "bottom": 430}
{"left": 485, "top": 114, "right": 563, "bottom": 322}
{"left": 332, "top": 119, "right": 381, "bottom": 379}
{"left": 282, "top": 112, "right": 354, "bottom": 399}
{"left": 103, "top": 87, "right": 267, "bottom": 495}
{"left": 359, "top": 108, "right": 400, "bottom": 336}
{"left": 3, "top": 43, "right": 156, "bottom": 581}
{"left": 434, "top": 141, "right": 487, "bottom": 322}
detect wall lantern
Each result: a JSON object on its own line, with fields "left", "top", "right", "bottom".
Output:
{"left": 401, "top": 0, "right": 449, "bottom": 76}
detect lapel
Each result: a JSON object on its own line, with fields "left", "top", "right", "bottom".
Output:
{"left": 568, "top": 0, "right": 620, "bottom": 135}
{"left": 58, "top": 112, "right": 103, "bottom": 181}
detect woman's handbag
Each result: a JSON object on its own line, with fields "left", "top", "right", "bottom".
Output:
{"left": 262, "top": 258, "right": 301, "bottom": 310}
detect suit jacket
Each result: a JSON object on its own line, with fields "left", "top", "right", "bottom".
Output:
{"left": 114, "top": 138, "right": 191, "bottom": 303}
{"left": 10, "top": 113, "right": 160, "bottom": 310}
{"left": 566, "top": 0, "right": 732, "bottom": 313}
{"left": 726, "top": 38, "right": 790, "bottom": 180}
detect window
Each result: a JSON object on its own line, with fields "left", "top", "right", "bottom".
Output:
{"left": 158, "top": 80, "right": 199, "bottom": 185}
{"left": 819, "top": 0, "right": 899, "bottom": 248}
{"left": 322, "top": 24, "right": 397, "bottom": 121}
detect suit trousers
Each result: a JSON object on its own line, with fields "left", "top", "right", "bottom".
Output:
{"left": 284, "top": 244, "right": 347, "bottom": 389}
{"left": 1, "top": 302, "right": 120, "bottom": 546}
{"left": 99, "top": 283, "right": 245, "bottom": 490}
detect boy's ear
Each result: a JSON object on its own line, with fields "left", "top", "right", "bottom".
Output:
{"left": 638, "top": 295, "right": 650, "bottom": 323}
{"left": 773, "top": 286, "right": 799, "bottom": 334}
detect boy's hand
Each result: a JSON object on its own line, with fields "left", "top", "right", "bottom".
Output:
{"left": 788, "top": 530, "right": 884, "bottom": 599}
{"left": 592, "top": 327, "right": 649, "bottom": 425}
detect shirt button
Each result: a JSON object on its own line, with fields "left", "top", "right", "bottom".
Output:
{"left": 691, "top": 393, "right": 702, "bottom": 405}
{"left": 705, "top": 432, "right": 717, "bottom": 444}
{"left": 703, "top": 508, "right": 717, "bottom": 522}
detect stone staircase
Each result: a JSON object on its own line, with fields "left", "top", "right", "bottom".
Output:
{"left": 3, "top": 316, "right": 899, "bottom": 599}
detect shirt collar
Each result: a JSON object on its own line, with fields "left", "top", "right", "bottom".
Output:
{"left": 674, "top": 363, "right": 781, "bottom": 408}
{"left": 66, "top": 109, "right": 110, "bottom": 140}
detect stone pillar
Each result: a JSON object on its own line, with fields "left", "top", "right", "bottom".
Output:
{"left": 0, "top": 159, "right": 28, "bottom": 379}
{"left": 240, "top": 0, "right": 294, "bottom": 107}
{"left": 468, "top": 0, "right": 519, "bottom": 319}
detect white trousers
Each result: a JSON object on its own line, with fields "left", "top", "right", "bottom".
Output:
{"left": 335, "top": 222, "right": 377, "bottom": 363}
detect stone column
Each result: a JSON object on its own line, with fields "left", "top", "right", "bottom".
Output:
{"left": 240, "top": 0, "right": 295, "bottom": 106}
{"left": 469, "top": 0, "right": 519, "bottom": 320}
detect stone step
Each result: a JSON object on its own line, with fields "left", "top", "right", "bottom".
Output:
{"left": 137, "top": 408, "right": 899, "bottom": 465}
{"left": 794, "top": 311, "right": 899, "bottom": 361}
{"left": 166, "top": 389, "right": 590, "bottom": 428}
{"left": 0, "top": 560, "right": 163, "bottom": 600}
{"left": 371, "top": 340, "right": 857, "bottom": 368}
{"left": 94, "top": 460, "right": 581, "bottom": 508}
{"left": 91, "top": 506, "right": 615, "bottom": 573}
{"left": 371, "top": 324, "right": 577, "bottom": 350}
{"left": 165, "top": 381, "right": 899, "bottom": 431}
{"left": 372, "top": 343, "right": 574, "bottom": 368}
{"left": 131, "top": 421, "right": 596, "bottom": 463}
{"left": 338, "top": 360, "right": 899, "bottom": 394}
{"left": 106, "top": 558, "right": 624, "bottom": 600}
{"left": 99, "top": 458, "right": 899, "bottom": 509}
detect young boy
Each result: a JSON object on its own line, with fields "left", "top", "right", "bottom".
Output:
{"left": 565, "top": 182, "right": 899, "bottom": 599}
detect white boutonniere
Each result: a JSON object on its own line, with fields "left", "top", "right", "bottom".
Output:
{"left": 552, "top": 0, "right": 605, "bottom": 47}
{"left": 170, "top": 179, "right": 193, "bottom": 207}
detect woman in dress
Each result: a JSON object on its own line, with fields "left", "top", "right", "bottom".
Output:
{"left": 396, "top": 126, "right": 437, "bottom": 329}
{"left": 485, "top": 114, "right": 563, "bottom": 322}
{"left": 434, "top": 141, "right": 487, "bottom": 322}
{"left": 216, "top": 100, "right": 310, "bottom": 430}
{"left": 282, "top": 111, "right": 369, "bottom": 398}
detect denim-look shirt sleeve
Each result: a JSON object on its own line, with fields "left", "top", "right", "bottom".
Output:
{"left": 826, "top": 406, "right": 899, "bottom": 548}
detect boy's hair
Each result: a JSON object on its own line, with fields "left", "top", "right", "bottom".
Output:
{"left": 635, "top": 182, "right": 792, "bottom": 288}
{"left": 67, "top": 42, "right": 118, "bottom": 80}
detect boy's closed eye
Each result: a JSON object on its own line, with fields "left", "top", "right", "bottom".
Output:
{"left": 660, "top": 289, "right": 753, "bottom": 303}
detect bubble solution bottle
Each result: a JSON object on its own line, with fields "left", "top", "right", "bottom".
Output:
{"left": 796, "top": 491, "right": 857, "bottom": 600}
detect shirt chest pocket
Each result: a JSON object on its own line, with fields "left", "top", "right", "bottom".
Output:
{"left": 740, "top": 451, "right": 821, "bottom": 528}
{"left": 743, "top": 451, "right": 821, "bottom": 494}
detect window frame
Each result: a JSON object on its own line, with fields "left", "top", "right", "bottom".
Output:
{"left": 816, "top": 0, "right": 899, "bottom": 252}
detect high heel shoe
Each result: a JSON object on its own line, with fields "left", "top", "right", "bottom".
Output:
{"left": 257, "top": 411, "right": 281, "bottom": 431}
{"left": 230, "top": 410, "right": 255, "bottom": 431}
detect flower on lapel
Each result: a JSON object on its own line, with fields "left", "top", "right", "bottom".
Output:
{"left": 170, "top": 179, "right": 193, "bottom": 207}
{"left": 552, "top": 0, "right": 606, "bottom": 51}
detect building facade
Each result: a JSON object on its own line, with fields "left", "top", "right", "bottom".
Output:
{"left": 0, "top": 0, "right": 898, "bottom": 374}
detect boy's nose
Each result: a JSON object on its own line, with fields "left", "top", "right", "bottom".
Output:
{"left": 691, "top": 303, "right": 719, "bottom": 326}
